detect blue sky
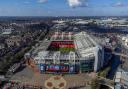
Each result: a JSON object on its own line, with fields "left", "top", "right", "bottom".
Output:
{"left": 0, "top": 0, "right": 128, "bottom": 16}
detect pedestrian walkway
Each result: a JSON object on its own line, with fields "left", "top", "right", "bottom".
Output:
{"left": 45, "top": 76, "right": 67, "bottom": 89}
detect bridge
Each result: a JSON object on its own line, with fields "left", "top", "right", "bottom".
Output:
{"left": 106, "top": 52, "right": 128, "bottom": 58}
{"left": 112, "top": 52, "right": 128, "bottom": 58}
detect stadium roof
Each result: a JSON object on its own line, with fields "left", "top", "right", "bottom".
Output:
{"left": 74, "top": 32, "right": 100, "bottom": 58}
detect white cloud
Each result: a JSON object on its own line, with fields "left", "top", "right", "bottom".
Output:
{"left": 67, "top": 0, "right": 88, "bottom": 8}
{"left": 114, "top": 1, "right": 125, "bottom": 7}
{"left": 47, "top": 11, "right": 52, "bottom": 14}
{"left": 24, "top": 1, "right": 30, "bottom": 4}
{"left": 36, "top": 0, "right": 88, "bottom": 8}
{"left": 37, "top": 0, "right": 48, "bottom": 3}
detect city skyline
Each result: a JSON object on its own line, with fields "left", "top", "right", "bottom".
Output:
{"left": 0, "top": 0, "right": 128, "bottom": 16}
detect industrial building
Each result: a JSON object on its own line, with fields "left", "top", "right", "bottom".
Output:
{"left": 25, "top": 32, "right": 104, "bottom": 74}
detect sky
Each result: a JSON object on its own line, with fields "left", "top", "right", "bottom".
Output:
{"left": 0, "top": 0, "right": 128, "bottom": 16}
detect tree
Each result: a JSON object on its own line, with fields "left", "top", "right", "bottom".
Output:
{"left": 98, "top": 67, "right": 110, "bottom": 78}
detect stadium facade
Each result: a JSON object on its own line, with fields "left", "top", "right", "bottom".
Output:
{"left": 25, "top": 32, "right": 104, "bottom": 74}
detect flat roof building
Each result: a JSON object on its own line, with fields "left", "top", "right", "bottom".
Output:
{"left": 115, "top": 69, "right": 128, "bottom": 89}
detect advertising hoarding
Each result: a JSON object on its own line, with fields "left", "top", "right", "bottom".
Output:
{"left": 40, "top": 64, "right": 45, "bottom": 73}
{"left": 45, "top": 64, "right": 69, "bottom": 72}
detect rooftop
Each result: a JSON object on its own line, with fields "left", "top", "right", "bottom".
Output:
{"left": 2, "top": 32, "right": 11, "bottom": 35}
{"left": 115, "top": 69, "right": 128, "bottom": 86}
{"left": 74, "top": 32, "right": 97, "bottom": 50}
{"left": 51, "top": 32, "right": 74, "bottom": 41}
{"left": 74, "top": 32, "right": 100, "bottom": 58}
{"left": 34, "top": 51, "right": 76, "bottom": 63}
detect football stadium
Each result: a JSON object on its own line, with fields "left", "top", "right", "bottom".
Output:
{"left": 25, "top": 32, "right": 104, "bottom": 74}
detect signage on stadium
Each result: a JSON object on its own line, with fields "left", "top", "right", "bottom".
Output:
{"left": 46, "top": 65, "right": 69, "bottom": 72}
{"left": 40, "top": 64, "right": 79, "bottom": 73}
{"left": 40, "top": 64, "right": 69, "bottom": 72}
